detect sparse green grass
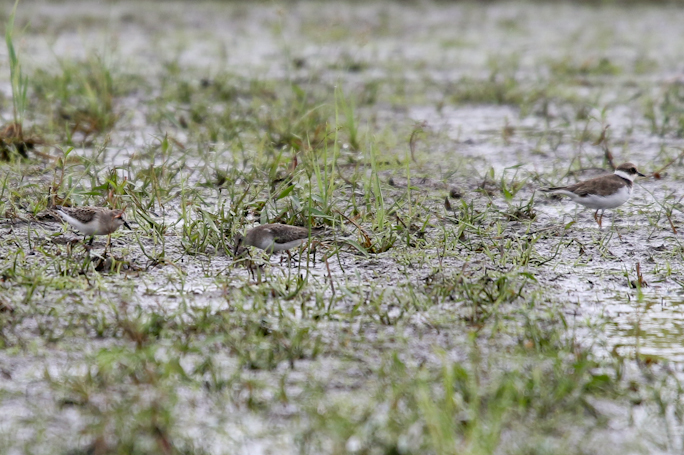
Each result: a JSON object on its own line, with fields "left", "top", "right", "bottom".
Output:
{"left": 31, "top": 54, "right": 142, "bottom": 143}
{"left": 5, "top": 0, "right": 27, "bottom": 130}
{"left": 2, "top": 2, "right": 684, "bottom": 455}
{"left": 644, "top": 83, "right": 684, "bottom": 137}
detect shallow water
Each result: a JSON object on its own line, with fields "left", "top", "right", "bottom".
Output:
{"left": 4, "top": 1, "right": 684, "bottom": 453}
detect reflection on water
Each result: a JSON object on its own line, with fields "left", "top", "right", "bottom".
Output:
{"left": 606, "top": 297, "right": 684, "bottom": 362}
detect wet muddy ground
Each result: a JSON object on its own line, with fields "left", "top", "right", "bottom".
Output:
{"left": 2, "top": 1, "right": 684, "bottom": 454}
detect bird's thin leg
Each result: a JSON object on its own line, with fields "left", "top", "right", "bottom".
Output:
{"left": 256, "top": 263, "right": 263, "bottom": 284}
{"left": 248, "top": 260, "right": 256, "bottom": 280}
{"left": 599, "top": 210, "right": 604, "bottom": 229}
{"left": 593, "top": 210, "right": 601, "bottom": 228}
{"left": 84, "top": 235, "right": 94, "bottom": 253}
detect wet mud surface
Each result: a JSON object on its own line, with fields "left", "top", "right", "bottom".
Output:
{"left": 2, "top": 1, "right": 684, "bottom": 454}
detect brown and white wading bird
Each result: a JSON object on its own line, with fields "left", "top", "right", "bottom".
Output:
{"left": 539, "top": 162, "right": 646, "bottom": 228}
{"left": 54, "top": 206, "right": 132, "bottom": 246}
{"left": 233, "top": 223, "right": 324, "bottom": 258}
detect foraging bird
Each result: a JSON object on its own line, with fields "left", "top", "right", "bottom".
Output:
{"left": 234, "top": 223, "right": 324, "bottom": 256}
{"left": 54, "top": 205, "right": 132, "bottom": 245}
{"left": 539, "top": 162, "right": 645, "bottom": 228}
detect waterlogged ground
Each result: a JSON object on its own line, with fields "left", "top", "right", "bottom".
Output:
{"left": 2, "top": 1, "right": 684, "bottom": 454}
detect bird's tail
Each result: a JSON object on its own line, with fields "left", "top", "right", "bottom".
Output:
{"left": 538, "top": 187, "right": 566, "bottom": 193}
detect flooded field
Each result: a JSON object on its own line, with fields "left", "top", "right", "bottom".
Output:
{"left": 2, "top": 1, "right": 684, "bottom": 454}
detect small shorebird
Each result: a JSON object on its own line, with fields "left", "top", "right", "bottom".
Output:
{"left": 55, "top": 205, "right": 132, "bottom": 245}
{"left": 539, "top": 162, "right": 645, "bottom": 228}
{"left": 234, "top": 223, "right": 324, "bottom": 257}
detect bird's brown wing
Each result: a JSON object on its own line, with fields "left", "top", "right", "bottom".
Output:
{"left": 564, "top": 174, "right": 628, "bottom": 197}
{"left": 272, "top": 226, "right": 321, "bottom": 244}
{"left": 59, "top": 206, "right": 99, "bottom": 223}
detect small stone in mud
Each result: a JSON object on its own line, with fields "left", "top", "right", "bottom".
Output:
{"left": 292, "top": 57, "right": 306, "bottom": 69}
{"left": 0, "top": 300, "right": 14, "bottom": 313}
{"left": 449, "top": 187, "right": 462, "bottom": 199}
{"left": 95, "top": 257, "right": 115, "bottom": 272}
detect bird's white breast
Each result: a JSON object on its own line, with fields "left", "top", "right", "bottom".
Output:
{"left": 271, "top": 238, "right": 307, "bottom": 252}
{"left": 573, "top": 185, "right": 632, "bottom": 209}
{"left": 255, "top": 236, "right": 306, "bottom": 253}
